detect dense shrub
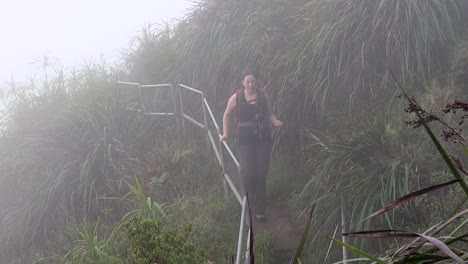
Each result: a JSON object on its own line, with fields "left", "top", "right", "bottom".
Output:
{"left": 123, "top": 216, "right": 206, "bottom": 264}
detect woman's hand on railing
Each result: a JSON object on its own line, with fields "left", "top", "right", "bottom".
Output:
{"left": 219, "top": 134, "right": 228, "bottom": 142}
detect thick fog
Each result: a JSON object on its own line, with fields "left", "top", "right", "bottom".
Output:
{"left": 0, "top": 0, "right": 192, "bottom": 83}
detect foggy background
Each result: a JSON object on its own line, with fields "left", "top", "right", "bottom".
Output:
{"left": 0, "top": 0, "right": 193, "bottom": 83}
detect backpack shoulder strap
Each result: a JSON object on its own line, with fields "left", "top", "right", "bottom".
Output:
{"left": 256, "top": 89, "right": 268, "bottom": 110}
{"left": 233, "top": 89, "right": 244, "bottom": 128}
{"left": 234, "top": 88, "right": 244, "bottom": 110}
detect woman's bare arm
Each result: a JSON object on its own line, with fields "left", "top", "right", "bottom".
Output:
{"left": 220, "top": 93, "right": 237, "bottom": 141}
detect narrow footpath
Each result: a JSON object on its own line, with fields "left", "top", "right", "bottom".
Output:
{"left": 224, "top": 159, "right": 301, "bottom": 251}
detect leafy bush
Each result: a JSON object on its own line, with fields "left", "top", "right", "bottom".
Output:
{"left": 123, "top": 216, "right": 206, "bottom": 264}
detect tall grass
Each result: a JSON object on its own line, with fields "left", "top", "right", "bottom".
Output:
{"left": 296, "top": 77, "right": 468, "bottom": 261}
{"left": 0, "top": 63, "right": 160, "bottom": 261}
{"left": 1, "top": 0, "right": 468, "bottom": 262}
{"left": 125, "top": 0, "right": 467, "bottom": 149}
{"left": 329, "top": 84, "right": 468, "bottom": 263}
{"left": 297, "top": 120, "right": 417, "bottom": 261}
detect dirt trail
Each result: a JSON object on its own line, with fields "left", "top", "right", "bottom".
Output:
{"left": 224, "top": 159, "right": 300, "bottom": 250}
{"left": 194, "top": 139, "right": 301, "bottom": 250}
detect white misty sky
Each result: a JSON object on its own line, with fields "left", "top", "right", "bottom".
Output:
{"left": 0, "top": 0, "right": 193, "bottom": 82}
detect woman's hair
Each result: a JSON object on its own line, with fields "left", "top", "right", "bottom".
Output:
{"left": 242, "top": 69, "right": 257, "bottom": 80}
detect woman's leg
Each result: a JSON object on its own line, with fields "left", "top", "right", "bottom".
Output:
{"left": 238, "top": 144, "right": 256, "bottom": 204}
{"left": 253, "top": 140, "right": 272, "bottom": 216}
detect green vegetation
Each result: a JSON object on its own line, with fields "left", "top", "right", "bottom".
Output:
{"left": 123, "top": 216, "right": 206, "bottom": 264}
{"left": 1, "top": 0, "right": 468, "bottom": 263}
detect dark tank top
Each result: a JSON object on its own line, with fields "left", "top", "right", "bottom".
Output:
{"left": 236, "top": 89, "right": 271, "bottom": 145}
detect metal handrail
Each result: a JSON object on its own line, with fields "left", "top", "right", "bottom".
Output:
{"left": 179, "top": 83, "right": 250, "bottom": 264}
{"left": 116, "top": 81, "right": 139, "bottom": 86}
{"left": 179, "top": 84, "right": 210, "bottom": 151}
{"left": 207, "top": 130, "right": 223, "bottom": 166}
{"left": 224, "top": 173, "right": 242, "bottom": 204}
{"left": 119, "top": 81, "right": 252, "bottom": 264}
{"left": 183, "top": 113, "right": 206, "bottom": 128}
{"left": 223, "top": 141, "right": 245, "bottom": 197}
{"left": 116, "top": 81, "right": 177, "bottom": 117}
{"left": 222, "top": 141, "right": 241, "bottom": 169}
{"left": 204, "top": 98, "right": 230, "bottom": 199}
{"left": 180, "top": 84, "right": 204, "bottom": 95}
{"left": 203, "top": 95, "right": 244, "bottom": 203}
{"left": 141, "top": 84, "right": 172, "bottom": 88}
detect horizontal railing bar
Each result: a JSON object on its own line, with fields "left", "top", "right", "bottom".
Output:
{"left": 224, "top": 173, "right": 242, "bottom": 205}
{"left": 223, "top": 141, "right": 240, "bottom": 168}
{"left": 127, "top": 107, "right": 175, "bottom": 116}
{"left": 144, "top": 113, "right": 175, "bottom": 116}
{"left": 116, "top": 81, "right": 140, "bottom": 86}
{"left": 183, "top": 114, "right": 206, "bottom": 128}
{"left": 141, "top": 84, "right": 171, "bottom": 88}
{"left": 180, "top": 84, "right": 204, "bottom": 95}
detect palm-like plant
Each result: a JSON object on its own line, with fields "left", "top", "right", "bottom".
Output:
{"left": 64, "top": 222, "right": 120, "bottom": 264}
{"left": 122, "top": 177, "right": 167, "bottom": 221}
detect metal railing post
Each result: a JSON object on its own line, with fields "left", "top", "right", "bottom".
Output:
{"left": 178, "top": 84, "right": 187, "bottom": 138}
{"left": 236, "top": 196, "right": 247, "bottom": 264}
{"left": 220, "top": 141, "right": 228, "bottom": 199}
{"left": 245, "top": 228, "right": 251, "bottom": 264}
{"left": 169, "top": 84, "right": 182, "bottom": 140}
{"left": 341, "top": 198, "right": 348, "bottom": 263}
{"left": 137, "top": 84, "right": 145, "bottom": 112}
{"left": 201, "top": 95, "right": 211, "bottom": 155}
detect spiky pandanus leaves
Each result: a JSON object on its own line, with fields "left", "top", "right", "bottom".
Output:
{"left": 64, "top": 221, "right": 120, "bottom": 264}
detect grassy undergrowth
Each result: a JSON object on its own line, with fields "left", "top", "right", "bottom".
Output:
{"left": 2, "top": 1, "right": 468, "bottom": 263}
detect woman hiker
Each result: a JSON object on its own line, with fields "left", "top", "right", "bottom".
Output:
{"left": 219, "top": 70, "right": 283, "bottom": 222}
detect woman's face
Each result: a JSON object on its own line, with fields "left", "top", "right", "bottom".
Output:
{"left": 242, "top": 74, "right": 257, "bottom": 91}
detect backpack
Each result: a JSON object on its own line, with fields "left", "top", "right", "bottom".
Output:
{"left": 233, "top": 88, "right": 267, "bottom": 123}
{"left": 233, "top": 88, "right": 269, "bottom": 142}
